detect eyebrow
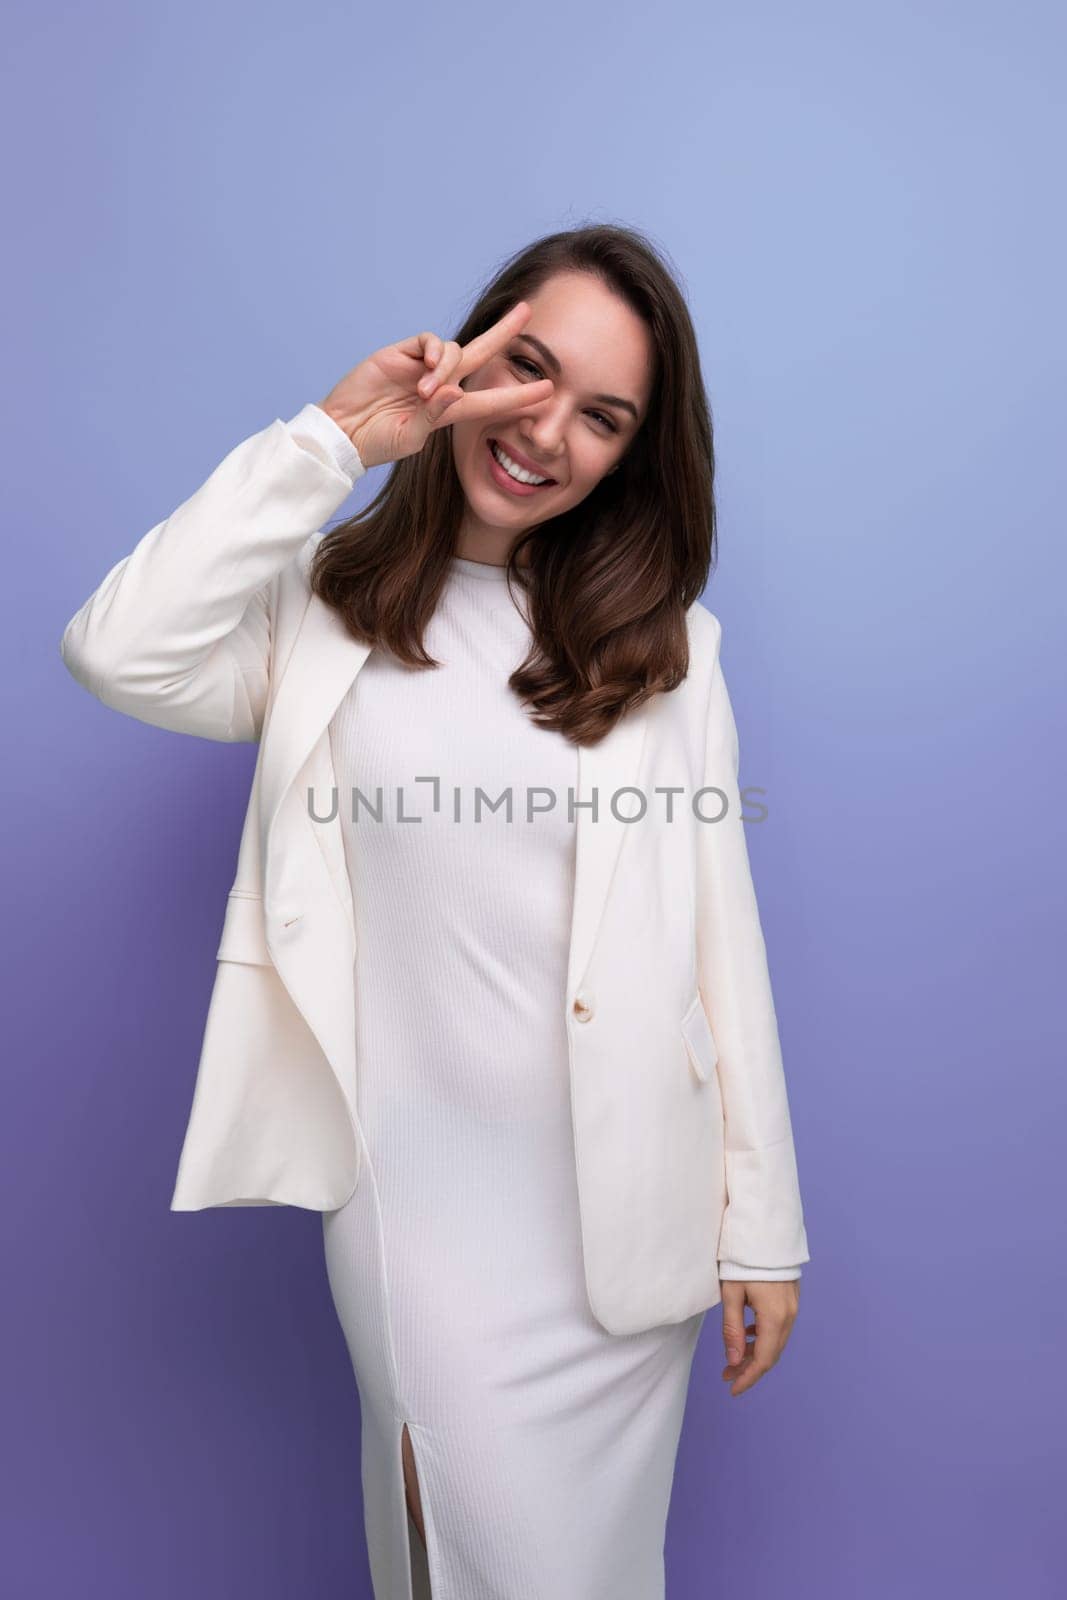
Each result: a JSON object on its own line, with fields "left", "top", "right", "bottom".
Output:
{"left": 511, "top": 333, "right": 640, "bottom": 421}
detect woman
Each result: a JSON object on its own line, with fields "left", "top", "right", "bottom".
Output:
{"left": 60, "top": 224, "right": 810, "bottom": 1599}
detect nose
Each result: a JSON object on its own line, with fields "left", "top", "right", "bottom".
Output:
{"left": 518, "top": 398, "right": 566, "bottom": 463}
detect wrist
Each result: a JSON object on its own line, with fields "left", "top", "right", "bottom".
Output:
{"left": 324, "top": 407, "right": 380, "bottom": 470}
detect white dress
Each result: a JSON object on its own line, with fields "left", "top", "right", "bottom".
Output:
{"left": 320, "top": 554, "right": 707, "bottom": 1599}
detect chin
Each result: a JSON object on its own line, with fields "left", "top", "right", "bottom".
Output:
{"left": 456, "top": 459, "right": 523, "bottom": 525}
{"left": 458, "top": 481, "right": 513, "bottom": 529}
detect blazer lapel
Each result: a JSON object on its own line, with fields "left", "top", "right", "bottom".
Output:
{"left": 257, "top": 589, "right": 373, "bottom": 877}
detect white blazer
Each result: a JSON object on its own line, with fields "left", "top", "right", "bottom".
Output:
{"left": 60, "top": 404, "right": 810, "bottom": 1337}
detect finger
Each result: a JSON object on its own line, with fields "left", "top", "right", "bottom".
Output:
{"left": 418, "top": 339, "right": 462, "bottom": 399}
{"left": 720, "top": 1310, "right": 766, "bottom": 1391}
{"left": 742, "top": 1316, "right": 785, "bottom": 1381}
{"left": 722, "top": 1300, "right": 748, "bottom": 1368}
{"left": 451, "top": 300, "right": 533, "bottom": 384}
{"left": 724, "top": 1340, "right": 770, "bottom": 1396}
{"left": 435, "top": 377, "right": 554, "bottom": 428}
{"left": 395, "top": 330, "right": 444, "bottom": 367}
{"left": 424, "top": 385, "right": 466, "bottom": 426}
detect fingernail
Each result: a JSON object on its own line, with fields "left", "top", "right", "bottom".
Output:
{"left": 727, "top": 1347, "right": 741, "bottom": 1363}
{"left": 420, "top": 376, "right": 437, "bottom": 396}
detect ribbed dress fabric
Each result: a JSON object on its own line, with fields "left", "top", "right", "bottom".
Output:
{"left": 320, "top": 555, "right": 706, "bottom": 1599}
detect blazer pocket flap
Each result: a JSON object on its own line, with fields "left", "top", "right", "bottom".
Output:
{"left": 680, "top": 993, "right": 719, "bottom": 1085}
{"left": 216, "top": 891, "right": 272, "bottom": 966}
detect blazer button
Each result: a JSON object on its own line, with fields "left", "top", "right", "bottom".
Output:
{"left": 572, "top": 991, "right": 594, "bottom": 1022}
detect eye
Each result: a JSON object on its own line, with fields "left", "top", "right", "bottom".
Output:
{"left": 508, "top": 355, "right": 619, "bottom": 433}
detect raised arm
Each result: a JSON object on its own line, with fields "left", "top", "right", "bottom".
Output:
{"left": 60, "top": 300, "right": 556, "bottom": 745}
{"left": 58, "top": 403, "right": 365, "bottom": 743}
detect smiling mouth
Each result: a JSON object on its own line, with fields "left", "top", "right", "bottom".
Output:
{"left": 487, "top": 437, "right": 557, "bottom": 488}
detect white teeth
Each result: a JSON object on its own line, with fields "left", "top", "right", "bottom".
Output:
{"left": 491, "top": 440, "right": 550, "bottom": 485}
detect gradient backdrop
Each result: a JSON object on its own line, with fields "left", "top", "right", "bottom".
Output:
{"left": 4, "top": 0, "right": 1064, "bottom": 1594}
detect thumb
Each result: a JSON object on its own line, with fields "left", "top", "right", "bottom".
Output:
{"left": 721, "top": 1285, "right": 748, "bottom": 1365}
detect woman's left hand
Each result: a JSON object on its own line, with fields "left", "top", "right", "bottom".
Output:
{"left": 720, "top": 1279, "right": 800, "bottom": 1397}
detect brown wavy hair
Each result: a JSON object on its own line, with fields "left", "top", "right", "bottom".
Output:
{"left": 309, "top": 222, "right": 716, "bottom": 745}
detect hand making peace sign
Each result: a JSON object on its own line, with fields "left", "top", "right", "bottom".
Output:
{"left": 317, "top": 301, "right": 555, "bottom": 472}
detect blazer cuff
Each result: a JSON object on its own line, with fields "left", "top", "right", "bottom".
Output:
{"left": 718, "top": 1262, "right": 803, "bottom": 1281}
{"left": 283, "top": 402, "right": 366, "bottom": 485}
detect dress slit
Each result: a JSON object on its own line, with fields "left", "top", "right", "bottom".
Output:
{"left": 400, "top": 1419, "right": 436, "bottom": 1600}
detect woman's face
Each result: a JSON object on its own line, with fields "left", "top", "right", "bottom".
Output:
{"left": 450, "top": 270, "right": 654, "bottom": 551}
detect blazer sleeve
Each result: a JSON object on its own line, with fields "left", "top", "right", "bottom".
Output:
{"left": 696, "top": 617, "right": 811, "bottom": 1270}
{"left": 59, "top": 403, "right": 366, "bottom": 743}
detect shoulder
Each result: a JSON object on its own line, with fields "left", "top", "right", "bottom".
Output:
{"left": 295, "top": 528, "right": 326, "bottom": 589}
{"left": 262, "top": 532, "right": 323, "bottom": 658}
{"left": 685, "top": 597, "right": 724, "bottom": 677}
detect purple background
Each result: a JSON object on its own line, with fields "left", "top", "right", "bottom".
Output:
{"left": 6, "top": 0, "right": 1064, "bottom": 1594}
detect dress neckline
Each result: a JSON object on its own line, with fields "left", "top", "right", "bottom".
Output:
{"left": 449, "top": 555, "right": 513, "bottom": 583}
